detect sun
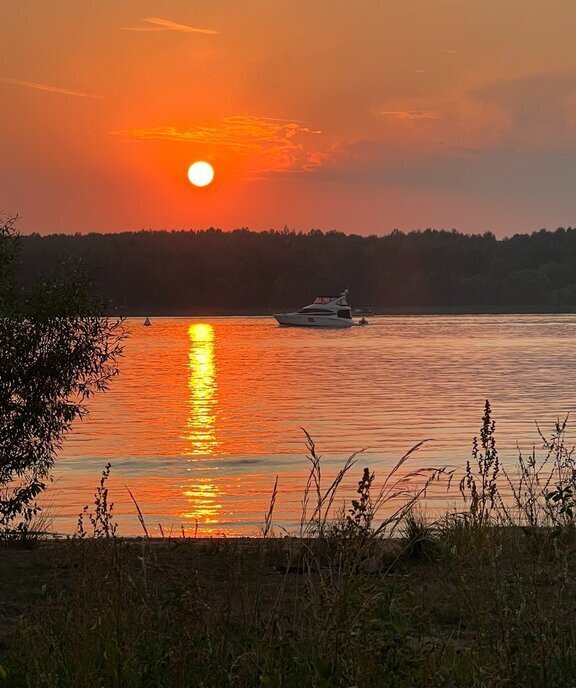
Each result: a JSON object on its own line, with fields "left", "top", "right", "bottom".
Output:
{"left": 187, "top": 161, "right": 214, "bottom": 187}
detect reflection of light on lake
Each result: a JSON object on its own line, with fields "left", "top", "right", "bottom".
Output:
{"left": 184, "top": 323, "right": 218, "bottom": 455}
{"left": 182, "top": 479, "right": 222, "bottom": 523}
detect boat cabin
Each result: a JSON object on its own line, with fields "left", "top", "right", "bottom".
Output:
{"left": 298, "top": 290, "right": 351, "bottom": 319}
{"left": 273, "top": 288, "right": 354, "bottom": 327}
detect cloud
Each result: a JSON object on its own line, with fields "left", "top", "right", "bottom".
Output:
{"left": 323, "top": 72, "right": 576, "bottom": 192}
{"left": 0, "top": 76, "right": 101, "bottom": 99}
{"left": 124, "top": 17, "right": 219, "bottom": 34}
{"left": 472, "top": 72, "right": 576, "bottom": 147}
{"left": 304, "top": 136, "right": 576, "bottom": 205}
{"left": 111, "top": 117, "right": 317, "bottom": 150}
{"left": 380, "top": 110, "right": 439, "bottom": 121}
{"left": 111, "top": 116, "right": 324, "bottom": 174}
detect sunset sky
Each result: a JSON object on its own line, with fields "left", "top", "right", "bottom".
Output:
{"left": 2, "top": 0, "right": 576, "bottom": 237}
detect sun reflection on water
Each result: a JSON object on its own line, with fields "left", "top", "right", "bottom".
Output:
{"left": 182, "top": 478, "right": 222, "bottom": 524}
{"left": 184, "top": 323, "right": 218, "bottom": 455}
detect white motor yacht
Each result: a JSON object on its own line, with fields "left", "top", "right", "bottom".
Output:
{"left": 274, "top": 290, "right": 355, "bottom": 328}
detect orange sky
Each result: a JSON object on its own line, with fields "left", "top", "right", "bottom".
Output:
{"left": 2, "top": 0, "right": 576, "bottom": 236}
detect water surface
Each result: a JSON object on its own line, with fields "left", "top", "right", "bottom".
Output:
{"left": 50, "top": 315, "right": 576, "bottom": 534}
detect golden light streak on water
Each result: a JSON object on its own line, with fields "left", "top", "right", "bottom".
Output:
{"left": 184, "top": 323, "right": 218, "bottom": 455}
{"left": 182, "top": 478, "right": 222, "bottom": 524}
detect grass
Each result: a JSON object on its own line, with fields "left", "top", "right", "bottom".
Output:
{"left": 2, "top": 401, "right": 576, "bottom": 686}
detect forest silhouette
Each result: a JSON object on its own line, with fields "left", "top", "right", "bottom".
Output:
{"left": 14, "top": 226, "right": 576, "bottom": 314}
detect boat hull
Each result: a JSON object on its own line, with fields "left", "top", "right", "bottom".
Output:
{"left": 274, "top": 313, "right": 355, "bottom": 328}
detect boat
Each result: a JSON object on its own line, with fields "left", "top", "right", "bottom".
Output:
{"left": 143, "top": 317, "right": 151, "bottom": 326}
{"left": 273, "top": 289, "right": 355, "bottom": 328}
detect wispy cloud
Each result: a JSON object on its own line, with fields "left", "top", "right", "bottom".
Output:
{"left": 380, "top": 110, "right": 439, "bottom": 120}
{"left": 0, "top": 76, "right": 101, "bottom": 99}
{"left": 112, "top": 116, "right": 324, "bottom": 174}
{"left": 124, "top": 17, "right": 219, "bottom": 34}
{"left": 113, "top": 116, "right": 319, "bottom": 148}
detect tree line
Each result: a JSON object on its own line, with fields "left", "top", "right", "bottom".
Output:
{"left": 13, "top": 226, "right": 576, "bottom": 313}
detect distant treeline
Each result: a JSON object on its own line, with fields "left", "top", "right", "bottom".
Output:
{"left": 14, "top": 227, "right": 576, "bottom": 314}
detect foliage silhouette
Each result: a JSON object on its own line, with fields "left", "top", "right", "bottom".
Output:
{"left": 0, "top": 217, "right": 123, "bottom": 538}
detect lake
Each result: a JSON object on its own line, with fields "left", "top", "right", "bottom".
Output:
{"left": 49, "top": 315, "right": 576, "bottom": 535}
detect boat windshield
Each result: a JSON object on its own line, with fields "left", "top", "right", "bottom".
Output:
{"left": 314, "top": 295, "right": 349, "bottom": 305}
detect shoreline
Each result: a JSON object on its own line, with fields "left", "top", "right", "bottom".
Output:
{"left": 2, "top": 526, "right": 576, "bottom": 686}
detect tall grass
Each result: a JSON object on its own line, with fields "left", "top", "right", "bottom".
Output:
{"left": 6, "top": 401, "right": 576, "bottom": 687}
{"left": 501, "top": 415, "right": 576, "bottom": 527}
